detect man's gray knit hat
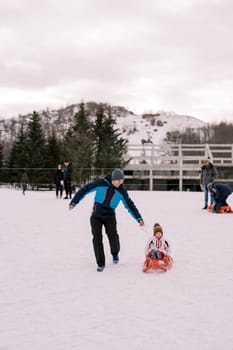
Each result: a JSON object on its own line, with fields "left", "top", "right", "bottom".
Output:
{"left": 111, "top": 168, "right": 124, "bottom": 181}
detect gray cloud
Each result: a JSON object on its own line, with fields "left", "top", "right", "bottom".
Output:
{"left": 1, "top": 0, "right": 233, "bottom": 121}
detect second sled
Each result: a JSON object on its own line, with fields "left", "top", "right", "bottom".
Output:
{"left": 208, "top": 205, "right": 233, "bottom": 213}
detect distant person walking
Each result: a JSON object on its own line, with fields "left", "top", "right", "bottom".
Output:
{"left": 53, "top": 164, "right": 64, "bottom": 198}
{"left": 69, "top": 169, "right": 144, "bottom": 272}
{"left": 21, "top": 172, "right": 29, "bottom": 195}
{"left": 63, "top": 161, "right": 74, "bottom": 199}
{"left": 200, "top": 159, "right": 218, "bottom": 209}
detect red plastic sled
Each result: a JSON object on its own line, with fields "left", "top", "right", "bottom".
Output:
{"left": 143, "top": 255, "right": 173, "bottom": 272}
{"left": 208, "top": 205, "right": 233, "bottom": 213}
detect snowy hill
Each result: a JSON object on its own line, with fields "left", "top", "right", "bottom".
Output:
{"left": 0, "top": 102, "right": 207, "bottom": 145}
{"left": 117, "top": 111, "right": 206, "bottom": 145}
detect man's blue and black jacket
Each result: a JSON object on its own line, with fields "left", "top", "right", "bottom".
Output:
{"left": 70, "top": 175, "right": 143, "bottom": 222}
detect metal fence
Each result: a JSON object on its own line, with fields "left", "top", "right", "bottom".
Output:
{"left": 1, "top": 144, "right": 233, "bottom": 191}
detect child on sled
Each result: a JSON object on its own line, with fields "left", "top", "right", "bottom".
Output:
{"left": 143, "top": 223, "right": 173, "bottom": 272}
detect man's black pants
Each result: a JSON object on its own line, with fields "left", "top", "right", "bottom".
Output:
{"left": 64, "top": 179, "right": 72, "bottom": 198}
{"left": 90, "top": 215, "right": 120, "bottom": 267}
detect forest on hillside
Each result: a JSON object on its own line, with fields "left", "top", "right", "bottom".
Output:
{"left": 0, "top": 102, "right": 127, "bottom": 185}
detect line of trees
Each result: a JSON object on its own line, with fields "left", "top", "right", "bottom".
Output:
{"left": 165, "top": 122, "right": 233, "bottom": 144}
{"left": 0, "top": 102, "right": 128, "bottom": 185}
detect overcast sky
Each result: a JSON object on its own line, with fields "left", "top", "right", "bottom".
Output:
{"left": 1, "top": 0, "right": 233, "bottom": 122}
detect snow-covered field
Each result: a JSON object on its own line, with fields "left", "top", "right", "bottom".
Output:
{"left": 1, "top": 188, "right": 233, "bottom": 350}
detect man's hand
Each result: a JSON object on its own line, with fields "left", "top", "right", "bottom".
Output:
{"left": 139, "top": 220, "right": 144, "bottom": 227}
{"left": 69, "top": 205, "right": 74, "bottom": 210}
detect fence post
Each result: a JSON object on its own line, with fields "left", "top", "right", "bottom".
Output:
{"left": 179, "top": 144, "right": 183, "bottom": 191}
{"left": 149, "top": 168, "right": 153, "bottom": 191}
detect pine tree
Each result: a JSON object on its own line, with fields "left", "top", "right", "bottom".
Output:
{"left": 8, "top": 121, "right": 29, "bottom": 183}
{"left": 92, "top": 104, "right": 106, "bottom": 171}
{"left": 44, "top": 130, "right": 63, "bottom": 185}
{"left": 73, "top": 101, "right": 91, "bottom": 133}
{"left": 63, "top": 102, "right": 94, "bottom": 184}
{"left": 0, "top": 142, "right": 4, "bottom": 183}
{"left": 92, "top": 105, "right": 128, "bottom": 174}
{"left": 26, "top": 111, "right": 46, "bottom": 167}
{"left": 25, "top": 111, "right": 47, "bottom": 183}
{"left": 0, "top": 142, "right": 3, "bottom": 168}
{"left": 8, "top": 121, "right": 28, "bottom": 169}
{"left": 45, "top": 130, "right": 63, "bottom": 168}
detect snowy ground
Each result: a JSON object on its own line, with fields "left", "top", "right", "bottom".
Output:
{"left": 1, "top": 188, "right": 233, "bottom": 350}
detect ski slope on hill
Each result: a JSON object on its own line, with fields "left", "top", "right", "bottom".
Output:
{"left": 116, "top": 112, "right": 206, "bottom": 145}
{"left": 1, "top": 188, "right": 233, "bottom": 350}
